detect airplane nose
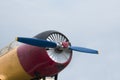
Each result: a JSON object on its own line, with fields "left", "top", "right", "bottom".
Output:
{"left": 17, "top": 30, "right": 72, "bottom": 78}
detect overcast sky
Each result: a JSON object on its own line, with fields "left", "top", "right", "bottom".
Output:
{"left": 0, "top": 0, "right": 120, "bottom": 80}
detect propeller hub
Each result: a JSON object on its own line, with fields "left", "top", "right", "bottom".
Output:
{"left": 55, "top": 46, "right": 63, "bottom": 53}
{"left": 62, "top": 42, "right": 69, "bottom": 48}
{"left": 54, "top": 42, "right": 70, "bottom": 53}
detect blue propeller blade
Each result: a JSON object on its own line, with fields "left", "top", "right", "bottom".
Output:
{"left": 16, "top": 37, "right": 98, "bottom": 54}
{"left": 69, "top": 46, "right": 98, "bottom": 54}
{"left": 16, "top": 37, "right": 57, "bottom": 48}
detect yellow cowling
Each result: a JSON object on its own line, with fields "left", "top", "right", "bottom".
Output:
{"left": 0, "top": 47, "right": 32, "bottom": 80}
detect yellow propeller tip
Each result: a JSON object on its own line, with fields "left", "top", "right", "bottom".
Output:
{"left": 98, "top": 51, "right": 100, "bottom": 54}
{"left": 15, "top": 37, "right": 18, "bottom": 41}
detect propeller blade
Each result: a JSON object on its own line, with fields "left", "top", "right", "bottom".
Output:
{"left": 69, "top": 46, "right": 98, "bottom": 54}
{"left": 16, "top": 37, "right": 57, "bottom": 48}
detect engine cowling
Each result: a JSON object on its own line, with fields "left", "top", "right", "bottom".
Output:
{"left": 17, "top": 30, "right": 73, "bottom": 77}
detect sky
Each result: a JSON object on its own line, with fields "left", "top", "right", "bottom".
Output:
{"left": 0, "top": 0, "right": 120, "bottom": 80}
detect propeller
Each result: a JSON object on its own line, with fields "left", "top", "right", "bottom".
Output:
{"left": 69, "top": 46, "right": 98, "bottom": 54}
{"left": 16, "top": 37, "right": 57, "bottom": 48}
{"left": 16, "top": 37, "right": 98, "bottom": 54}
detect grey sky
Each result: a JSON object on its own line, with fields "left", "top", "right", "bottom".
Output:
{"left": 0, "top": 0, "right": 120, "bottom": 80}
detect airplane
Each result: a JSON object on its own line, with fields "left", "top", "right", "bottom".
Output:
{"left": 0, "top": 30, "right": 98, "bottom": 80}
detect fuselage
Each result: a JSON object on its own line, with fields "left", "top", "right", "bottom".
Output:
{"left": 0, "top": 47, "right": 32, "bottom": 80}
